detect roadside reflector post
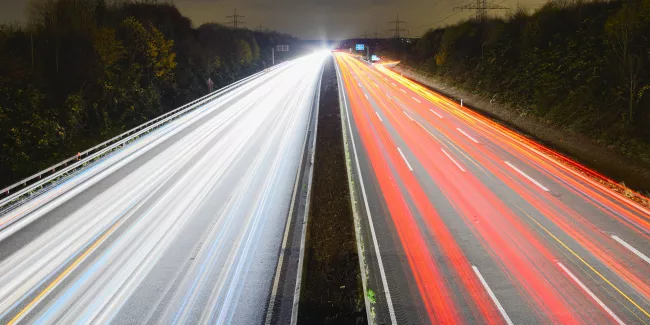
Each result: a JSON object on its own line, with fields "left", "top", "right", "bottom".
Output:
{"left": 461, "top": 99, "right": 463, "bottom": 107}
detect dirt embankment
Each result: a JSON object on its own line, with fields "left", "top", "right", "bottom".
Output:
{"left": 298, "top": 57, "right": 366, "bottom": 324}
{"left": 393, "top": 65, "right": 650, "bottom": 197}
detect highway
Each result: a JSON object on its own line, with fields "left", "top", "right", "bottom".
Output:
{"left": 335, "top": 52, "right": 650, "bottom": 325}
{"left": 0, "top": 52, "right": 326, "bottom": 325}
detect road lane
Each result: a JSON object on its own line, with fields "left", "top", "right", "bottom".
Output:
{"left": 0, "top": 52, "right": 327, "bottom": 325}
{"left": 335, "top": 52, "right": 650, "bottom": 324}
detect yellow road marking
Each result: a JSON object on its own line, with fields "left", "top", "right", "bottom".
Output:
{"left": 517, "top": 206, "right": 650, "bottom": 320}
{"left": 8, "top": 219, "right": 124, "bottom": 324}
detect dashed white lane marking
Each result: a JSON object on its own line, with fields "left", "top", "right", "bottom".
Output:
{"left": 397, "top": 147, "right": 413, "bottom": 171}
{"left": 373, "top": 82, "right": 379, "bottom": 88}
{"left": 403, "top": 111, "right": 413, "bottom": 121}
{"left": 364, "top": 93, "right": 369, "bottom": 100}
{"left": 430, "top": 109, "right": 443, "bottom": 118}
{"left": 386, "top": 93, "right": 391, "bottom": 100}
{"left": 611, "top": 235, "right": 650, "bottom": 265}
{"left": 375, "top": 111, "right": 383, "bottom": 122}
{"left": 472, "top": 266, "right": 514, "bottom": 325}
{"left": 391, "top": 83, "right": 397, "bottom": 87}
{"left": 505, "top": 161, "right": 550, "bottom": 192}
{"left": 557, "top": 262, "right": 626, "bottom": 325}
{"left": 456, "top": 127, "right": 480, "bottom": 143}
{"left": 412, "top": 96, "right": 421, "bottom": 103}
{"left": 400, "top": 89, "right": 407, "bottom": 94}
{"left": 441, "top": 148, "right": 465, "bottom": 172}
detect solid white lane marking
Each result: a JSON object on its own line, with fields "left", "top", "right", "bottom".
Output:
{"left": 375, "top": 111, "right": 383, "bottom": 122}
{"left": 430, "top": 109, "right": 443, "bottom": 118}
{"left": 441, "top": 148, "right": 465, "bottom": 172}
{"left": 557, "top": 262, "right": 626, "bottom": 325}
{"left": 472, "top": 266, "right": 514, "bottom": 325}
{"left": 505, "top": 161, "right": 550, "bottom": 192}
{"left": 364, "top": 93, "right": 369, "bottom": 100}
{"left": 265, "top": 88, "right": 316, "bottom": 324}
{"left": 403, "top": 111, "right": 413, "bottom": 121}
{"left": 412, "top": 97, "right": 421, "bottom": 103}
{"left": 336, "top": 62, "right": 397, "bottom": 324}
{"left": 391, "top": 83, "right": 397, "bottom": 87}
{"left": 397, "top": 147, "right": 413, "bottom": 171}
{"left": 400, "top": 89, "right": 407, "bottom": 94}
{"left": 456, "top": 128, "right": 480, "bottom": 143}
{"left": 612, "top": 235, "right": 650, "bottom": 265}
{"left": 386, "top": 93, "right": 391, "bottom": 100}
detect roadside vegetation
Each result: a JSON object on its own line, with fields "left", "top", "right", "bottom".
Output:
{"left": 298, "top": 56, "right": 365, "bottom": 324}
{"left": 382, "top": 0, "right": 650, "bottom": 185}
{"left": 0, "top": 0, "right": 299, "bottom": 187}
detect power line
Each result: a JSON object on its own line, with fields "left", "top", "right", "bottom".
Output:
{"left": 256, "top": 24, "right": 266, "bottom": 32}
{"left": 388, "top": 14, "right": 409, "bottom": 39}
{"left": 370, "top": 28, "right": 383, "bottom": 39}
{"left": 226, "top": 8, "right": 245, "bottom": 29}
{"left": 358, "top": 28, "right": 383, "bottom": 40}
{"left": 454, "top": 0, "right": 508, "bottom": 21}
{"left": 419, "top": 11, "right": 460, "bottom": 28}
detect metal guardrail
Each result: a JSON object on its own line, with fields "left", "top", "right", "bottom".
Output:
{"left": 0, "top": 61, "right": 292, "bottom": 210}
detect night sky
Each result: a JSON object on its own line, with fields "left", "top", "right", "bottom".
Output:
{"left": 1, "top": 0, "right": 547, "bottom": 39}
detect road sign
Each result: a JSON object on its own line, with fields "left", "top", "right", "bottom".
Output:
{"left": 276, "top": 45, "right": 290, "bottom": 52}
{"left": 371, "top": 55, "right": 380, "bottom": 61}
{"left": 355, "top": 44, "right": 365, "bottom": 51}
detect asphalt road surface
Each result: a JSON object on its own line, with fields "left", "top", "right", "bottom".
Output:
{"left": 335, "top": 52, "right": 650, "bottom": 325}
{"left": 0, "top": 52, "right": 327, "bottom": 325}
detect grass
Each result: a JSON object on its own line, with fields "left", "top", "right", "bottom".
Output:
{"left": 298, "top": 56, "right": 366, "bottom": 324}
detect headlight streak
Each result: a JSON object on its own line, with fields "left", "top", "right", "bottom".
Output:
{"left": 0, "top": 52, "right": 328, "bottom": 325}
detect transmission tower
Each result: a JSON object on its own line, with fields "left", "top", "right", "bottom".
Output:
{"left": 359, "top": 29, "right": 369, "bottom": 40}
{"left": 454, "top": 0, "right": 508, "bottom": 21}
{"left": 370, "top": 28, "right": 383, "bottom": 39}
{"left": 388, "top": 14, "right": 409, "bottom": 39}
{"left": 226, "top": 8, "right": 245, "bottom": 29}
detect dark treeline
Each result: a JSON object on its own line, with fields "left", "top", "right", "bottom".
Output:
{"left": 390, "top": 0, "right": 650, "bottom": 162}
{"left": 0, "top": 0, "right": 299, "bottom": 187}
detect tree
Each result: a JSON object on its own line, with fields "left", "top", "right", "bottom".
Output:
{"left": 605, "top": 1, "right": 646, "bottom": 123}
{"left": 28, "top": 0, "right": 96, "bottom": 75}
{"left": 236, "top": 39, "right": 253, "bottom": 66}
{"left": 0, "top": 0, "right": 299, "bottom": 187}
